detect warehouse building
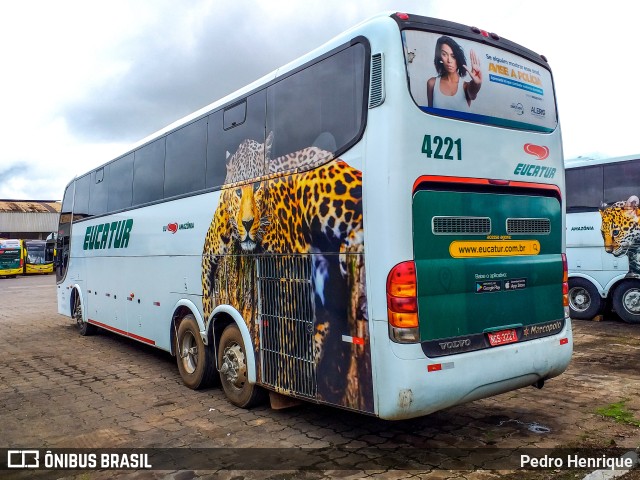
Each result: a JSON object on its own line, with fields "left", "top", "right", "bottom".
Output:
{"left": 0, "top": 200, "right": 61, "bottom": 240}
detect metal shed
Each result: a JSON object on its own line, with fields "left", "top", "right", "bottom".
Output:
{"left": 0, "top": 200, "right": 61, "bottom": 240}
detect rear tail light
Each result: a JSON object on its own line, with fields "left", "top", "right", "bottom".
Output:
{"left": 561, "top": 253, "right": 569, "bottom": 317}
{"left": 387, "top": 261, "right": 419, "bottom": 343}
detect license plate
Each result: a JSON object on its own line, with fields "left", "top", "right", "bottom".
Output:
{"left": 487, "top": 329, "right": 518, "bottom": 346}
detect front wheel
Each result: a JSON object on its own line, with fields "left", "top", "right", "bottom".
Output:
{"left": 73, "top": 293, "right": 96, "bottom": 336}
{"left": 568, "top": 278, "right": 603, "bottom": 320}
{"left": 176, "top": 314, "right": 218, "bottom": 389}
{"left": 218, "top": 324, "right": 266, "bottom": 408}
{"left": 613, "top": 280, "right": 640, "bottom": 324}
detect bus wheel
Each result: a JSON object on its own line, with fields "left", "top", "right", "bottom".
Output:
{"left": 613, "top": 280, "right": 640, "bottom": 324}
{"left": 218, "top": 324, "right": 265, "bottom": 408}
{"left": 176, "top": 314, "right": 218, "bottom": 389}
{"left": 72, "top": 294, "right": 96, "bottom": 336}
{"left": 568, "top": 278, "right": 602, "bottom": 320}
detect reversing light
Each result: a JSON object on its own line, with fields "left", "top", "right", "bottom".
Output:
{"left": 387, "top": 261, "right": 419, "bottom": 343}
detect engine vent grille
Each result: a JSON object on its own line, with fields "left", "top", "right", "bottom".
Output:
{"left": 432, "top": 217, "right": 491, "bottom": 235}
{"left": 506, "top": 218, "right": 551, "bottom": 235}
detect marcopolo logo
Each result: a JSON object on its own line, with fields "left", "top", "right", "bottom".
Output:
{"left": 83, "top": 219, "right": 133, "bottom": 251}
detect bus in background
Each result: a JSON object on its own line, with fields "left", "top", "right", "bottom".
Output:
{"left": 23, "top": 239, "right": 54, "bottom": 274}
{"left": 0, "top": 239, "right": 25, "bottom": 278}
{"left": 566, "top": 154, "right": 640, "bottom": 323}
{"left": 56, "top": 12, "right": 571, "bottom": 420}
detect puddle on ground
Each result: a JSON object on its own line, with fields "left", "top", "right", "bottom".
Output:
{"left": 498, "top": 418, "right": 551, "bottom": 434}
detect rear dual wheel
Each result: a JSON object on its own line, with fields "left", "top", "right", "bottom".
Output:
{"left": 568, "top": 278, "right": 603, "bottom": 320}
{"left": 613, "top": 279, "right": 640, "bottom": 324}
{"left": 218, "top": 324, "right": 266, "bottom": 408}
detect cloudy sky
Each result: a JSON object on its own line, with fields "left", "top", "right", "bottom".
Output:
{"left": 1, "top": 0, "right": 636, "bottom": 200}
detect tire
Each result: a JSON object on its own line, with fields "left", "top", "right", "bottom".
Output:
{"left": 612, "top": 280, "right": 640, "bottom": 324}
{"left": 218, "top": 324, "right": 266, "bottom": 408}
{"left": 72, "top": 293, "right": 96, "bottom": 336}
{"left": 568, "top": 278, "right": 603, "bottom": 320}
{"left": 176, "top": 314, "right": 219, "bottom": 389}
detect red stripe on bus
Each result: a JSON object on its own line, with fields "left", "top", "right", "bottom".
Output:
{"left": 88, "top": 319, "right": 156, "bottom": 346}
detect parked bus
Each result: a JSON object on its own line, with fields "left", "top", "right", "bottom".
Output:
{"left": 0, "top": 239, "right": 25, "bottom": 277}
{"left": 566, "top": 154, "right": 640, "bottom": 323}
{"left": 23, "top": 239, "right": 54, "bottom": 274}
{"left": 56, "top": 12, "right": 571, "bottom": 419}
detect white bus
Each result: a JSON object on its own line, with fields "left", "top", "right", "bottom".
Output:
{"left": 56, "top": 12, "right": 571, "bottom": 420}
{"left": 566, "top": 154, "right": 640, "bottom": 323}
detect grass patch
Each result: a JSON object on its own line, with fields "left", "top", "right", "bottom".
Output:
{"left": 596, "top": 400, "right": 640, "bottom": 427}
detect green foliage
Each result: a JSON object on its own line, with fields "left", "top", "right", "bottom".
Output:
{"left": 596, "top": 399, "right": 640, "bottom": 427}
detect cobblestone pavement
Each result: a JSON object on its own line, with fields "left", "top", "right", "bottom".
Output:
{"left": 1, "top": 274, "right": 639, "bottom": 480}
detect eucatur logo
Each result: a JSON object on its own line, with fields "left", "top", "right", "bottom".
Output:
{"left": 523, "top": 143, "right": 549, "bottom": 160}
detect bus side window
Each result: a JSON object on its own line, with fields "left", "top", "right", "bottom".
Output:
{"left": 133, "top": 138, "right": 166, "bottom": 206}
{"left": 207, "top": 90, "right": 267, "bottom": 186}
{"left": 205, "top": 110, "right": 226, "bottom": 190}
{"left": 165, "top": 117, "right": 207, "bottom": 198}
{"left": 604, "top": 161, "right": 640, "bottom": 204}
{"left": 73, "top": 174, "right": 91, "bottom": 220}
{"left": 107, "top": 154, "right": 134, "bottom": 212}
{"left": 56, "top": 182, "right": 74, "bottom": 281}
{"left": 266, "top": 42, "right": 366, "bottom": 171}
{"left": 89, "top": 167, "right": 108, "bottom": 216}
{"left": 566, "top": 165, "right": 603, "bottom": 212}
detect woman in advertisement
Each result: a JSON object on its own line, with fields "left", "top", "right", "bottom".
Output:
{"left": 427, "top": 36, "right": 482, "bottom": 109}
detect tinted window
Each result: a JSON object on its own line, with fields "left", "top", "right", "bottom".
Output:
{"left": 164, "top": 118, "right": 207, "bottom": 198}
{"left": 89, "top": 167, "right": 108, "bottom": 216}
{"left": 205, "top": 110, "right": 226, "bottom": 189}
{"left": 108, "top": 154, "right": 134, "bottom": 212}
{"left": 403, "top": 30, "right": 557, "bottom": 133}
{"left": 208, "top": 90, "right": 266, "bottom": 186}
{"left": 267, "top": 43, "right": 366, "bottom": 169}
{"left": 73, "top": 174, "right": 91, "bottom": 220}
{"left": 56, "top": 183, "right": 74, "bottom": 282}
{"left": 604, "top": 160, "right": 640, "bottom": 204}
{"left": 566, "top": 166, "right": 603, "bottom": 212}
{"left": 224, "top": 101, "right": 246, "bottom": 129}
{"left": 133, "top": 139, "right": 166, "bottom": 205}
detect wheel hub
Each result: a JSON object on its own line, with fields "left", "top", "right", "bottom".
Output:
{"left": 569, "top": 287, "right": 590, "bottom": 311}
{"left": 220, "top": 344, "right": 246, "bottom": 388}
{"left": 180, "top": 332, "right": 198, "bottom": 374}
{"left": 623, "top": 289, "right": 640, "bottom": 313}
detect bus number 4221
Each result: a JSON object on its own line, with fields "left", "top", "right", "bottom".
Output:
{"left": 422, "top": 135, "right": 462, "bottom": 160}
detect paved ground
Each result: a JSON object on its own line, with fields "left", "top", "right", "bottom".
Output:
{"left": 1, "top": 274, "right": 639, "bottom": 479}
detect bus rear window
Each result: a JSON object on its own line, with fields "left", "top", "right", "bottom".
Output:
{"left": 402, "top": 30, "right": 557, "bottom": 132}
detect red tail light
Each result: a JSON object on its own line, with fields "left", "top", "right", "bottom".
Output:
{"left": 561, "top": 253, "right": 569, "bottom": 308}
{"left": 387, "top": 261, "right": 418, "bottom": 328}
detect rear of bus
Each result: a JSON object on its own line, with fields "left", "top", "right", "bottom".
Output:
{"left": 0, "top": 239, "right": 24, "bottom": 277}
{"left": 364, "top": 13, "right": 572, "bottom": 419}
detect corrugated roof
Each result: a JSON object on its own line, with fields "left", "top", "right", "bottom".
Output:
{"left": 0, "top": 212, "right": 60, "bottom": 232}
{"left": 0, "top": 200, "right": 61, "bottom": 213}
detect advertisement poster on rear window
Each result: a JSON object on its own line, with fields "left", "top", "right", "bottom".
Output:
{"left": 402, "top": 30, "right": 557, "bottom": 132}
